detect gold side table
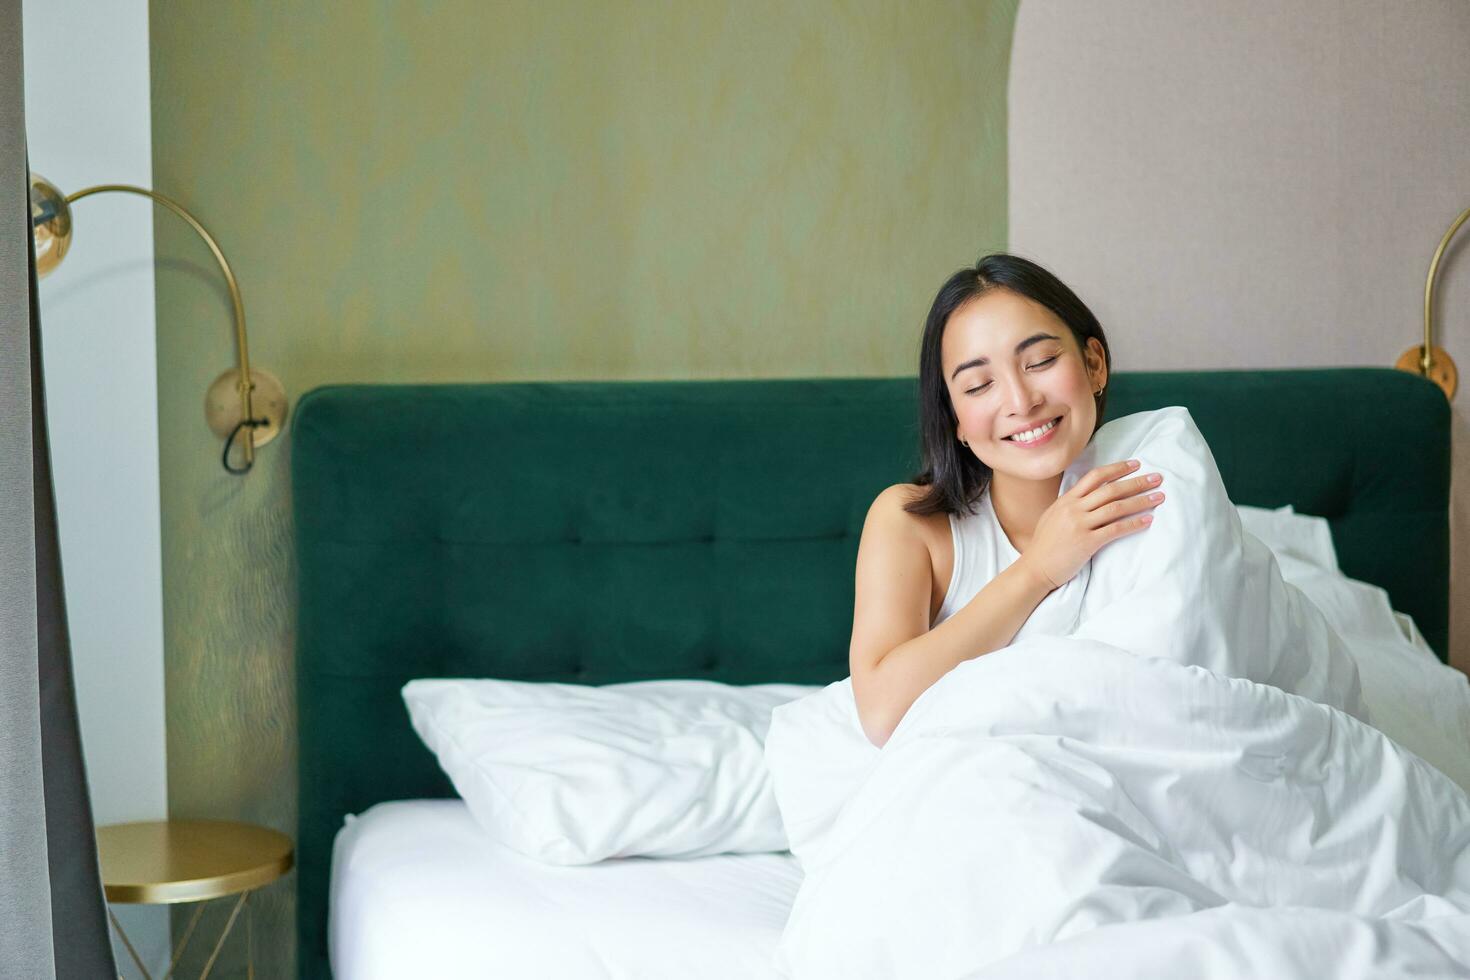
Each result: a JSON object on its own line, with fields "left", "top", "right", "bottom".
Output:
{"left": 97, "top": 819, "right": 294, "bottom": 980}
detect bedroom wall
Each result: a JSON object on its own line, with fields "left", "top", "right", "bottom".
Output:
{"left": 1009, "top": 0, "right": 1470, "bottom": 674}
{"left": 147, "top": 2, "right": 1020, "bottom": 973}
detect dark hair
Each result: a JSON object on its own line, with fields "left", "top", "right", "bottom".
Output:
{"left": 905, "top": 252, "right": 1112, "bottom": 516}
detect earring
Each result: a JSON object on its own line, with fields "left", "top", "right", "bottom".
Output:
{"left": 960, "top": 439, "right": 969, "bottom": 447}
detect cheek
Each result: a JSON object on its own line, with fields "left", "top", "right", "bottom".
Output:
{"left": 959, "top": 400, "right": 997, "bottom": 433}
{"left": 951, "top": 396, "right": 993, "bottom": 439}
{"left": 1051, "top": 359, "right": 1091, "bottom": 393}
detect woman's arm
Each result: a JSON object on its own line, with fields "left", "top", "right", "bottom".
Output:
{"left": 848, "top": 485, "right": 1054, "bottom": 749}
{"left": 849, "top": 462, "right": 1161, "bottom": 748}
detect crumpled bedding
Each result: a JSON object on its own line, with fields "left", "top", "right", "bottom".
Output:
{"left": 765, "top": 407, "right": 1470, "bottom": 979}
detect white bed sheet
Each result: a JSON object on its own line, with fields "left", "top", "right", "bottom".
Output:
{"left": 328, "top": 798, "right": 802, "bottom": 979}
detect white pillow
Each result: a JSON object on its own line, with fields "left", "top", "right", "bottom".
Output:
{"left": 402, "top": 677, "right": 814, "bottom": 865}
{"left": 1234, "top": 503, "right": 1340, "bottom": 576}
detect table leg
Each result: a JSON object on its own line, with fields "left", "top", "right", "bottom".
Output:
{"left": 197, "top": 891, "right": 248, "bottom": 980}
{"left": 161, "top": 904, "right": 205, "bottom": 980}
{"left": 107, "top": 907, "right": 153, "bottom": 980}
{"left": 246, "top": 889, "right": 254, "bottom": 980}
{"left": 110, "top": 890, "right": 259, "bottom": 980}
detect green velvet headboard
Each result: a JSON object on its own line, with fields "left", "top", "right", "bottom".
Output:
{"left": 292, "top": 368, "right": 1450, "bottom": 979}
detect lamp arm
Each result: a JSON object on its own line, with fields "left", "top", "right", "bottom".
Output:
{"left": 1423, "top": 205, "right": 1470, "bottom": 375}
{"left": 64, "top": 184, "right": 259, "bottom": 466}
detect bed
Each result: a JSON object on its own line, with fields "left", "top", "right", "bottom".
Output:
{"left": 293, "top": 368, "right": 1455, "bottom": 979}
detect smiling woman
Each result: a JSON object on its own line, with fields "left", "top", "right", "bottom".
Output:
{"left": 848, "top": 253, "right": 1167, "bottom": 747}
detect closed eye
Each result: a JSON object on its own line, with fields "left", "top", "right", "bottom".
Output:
{"left": 962, "top": 356, "right": 1059, "bottom": 395}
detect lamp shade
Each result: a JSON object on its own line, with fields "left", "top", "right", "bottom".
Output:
{"left": 29, "top": 172, "right": 72, "bottom": 277}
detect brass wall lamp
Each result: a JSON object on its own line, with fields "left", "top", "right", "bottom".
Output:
{"left": 1396, "top": 205, "right": 1465, "bottom": 401}
{"left": 28, "top": 172, "right": 287, "bottom": 475}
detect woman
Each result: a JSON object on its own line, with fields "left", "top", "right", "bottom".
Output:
{"left": 850, "top": 253, "right": 1166, "bottom": 747}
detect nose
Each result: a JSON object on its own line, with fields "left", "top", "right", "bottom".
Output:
{"left": 1001, "top": 372, "right": 1045, "bottom": 418}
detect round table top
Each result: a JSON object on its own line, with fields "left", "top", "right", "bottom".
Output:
{"left": 96, "top": 819, "right": 294, "bottom": 904}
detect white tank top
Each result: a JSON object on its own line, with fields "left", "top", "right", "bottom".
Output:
{"left": 929, "top": 487, "right": 1092, "bottom": 638}
{"left": 930, "top": 490, "right": 1018, "bottom": 629}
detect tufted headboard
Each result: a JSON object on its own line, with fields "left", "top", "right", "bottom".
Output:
{"left": 292, "top": 368, "right": 1450, "bottom": 978}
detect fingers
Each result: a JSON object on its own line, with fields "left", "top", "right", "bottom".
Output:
{"left": 1071, "top": 459, "right": 1140, "bottom": 497}
{"left": 1084, "top": 481, "right": 1164, "bottom": 530}
{"left": 1084, "top": 471, "right": 1164, "bottom": 508}
{"left": 1108, "top": 512, "right": 1156, "bottom": 539}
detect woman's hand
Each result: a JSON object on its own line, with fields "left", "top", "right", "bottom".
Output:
{"left": 1018, "top": 460, "right": 1164, "bottom": 591}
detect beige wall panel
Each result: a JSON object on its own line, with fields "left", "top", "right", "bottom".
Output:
{"left": 1010, "top": 0, "right": 1470, "bottom": 672}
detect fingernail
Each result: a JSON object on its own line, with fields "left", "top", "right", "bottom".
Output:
{"left": 1129, "top": 459, "right": 1140, "bottom": 468}
{"left": 1141, "top": 515, "right": 1154, "bottom": 524}
{"left": 1147, "top": 473, "right": 1162, "bottom": 484}
{"left": 1148, "top": 492, "right": 1164, "bottom": 502}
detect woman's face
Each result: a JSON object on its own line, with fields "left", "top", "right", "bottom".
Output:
{"left": 941, "top": 288, "right": 1108, "bottom": 483}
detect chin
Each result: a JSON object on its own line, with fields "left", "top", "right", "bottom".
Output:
{"left": 983, "top": 451, "right": 1057, "bottom": 476}
{"left": 987, "top": 439, "right": 1082, "bottom": 482}
{"left": 997, "top": 460, "right": 1069, "bottom": 483}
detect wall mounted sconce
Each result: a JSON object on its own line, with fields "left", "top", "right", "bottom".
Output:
{"left": 1396, "top": 206, "right": 1464, "bottom": 401}
{"left": 28, "top": 172, "right": 287, "bottom": 475}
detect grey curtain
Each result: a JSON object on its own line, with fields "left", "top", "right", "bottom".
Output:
{"left": 1, "top": 1, "right": 119, "bottom": 976}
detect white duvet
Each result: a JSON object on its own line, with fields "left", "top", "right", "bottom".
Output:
{"left": 766, "top": 407, "right": 1470, "bottom": 979}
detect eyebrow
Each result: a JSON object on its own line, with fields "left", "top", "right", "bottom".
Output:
{"left": 949, "top": 332, "right": 1061, "bottom": 380}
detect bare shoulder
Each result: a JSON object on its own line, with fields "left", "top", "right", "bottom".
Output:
{"left": 865, "top": 483, "right": 943, "bottom": 536}
{"left": 859, "top": 484, "right": 954, "bottom": 626}
{"left": 867, "top": 482, "right": 923, "bottom": 518}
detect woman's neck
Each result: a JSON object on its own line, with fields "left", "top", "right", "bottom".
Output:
{"left": 989, "top": 470, "right": 1064, "bottom": 553}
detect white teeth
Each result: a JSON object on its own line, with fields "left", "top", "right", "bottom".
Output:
{"left": 1008, "top": 418, "right": 1058, "bottom": 443}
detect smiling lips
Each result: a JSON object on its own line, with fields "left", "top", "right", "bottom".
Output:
{"left": 1003, "top": 416, "right": 1062, "bottom": 447}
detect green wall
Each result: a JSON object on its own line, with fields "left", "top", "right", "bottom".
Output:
{"left": 150, "top": 1, "right": 1019, "bottom": 973}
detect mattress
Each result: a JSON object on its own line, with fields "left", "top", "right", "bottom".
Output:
{"left": 328, "top": 799, "right": 802, "bottom": 979}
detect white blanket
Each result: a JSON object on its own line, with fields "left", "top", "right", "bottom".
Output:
{"left": 767, "top": 408, "right": 1470, "bottom": 978}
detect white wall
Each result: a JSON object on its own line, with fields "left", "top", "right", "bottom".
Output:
{"left": 21, "top": 0, "right": 169, "bottom": 972}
